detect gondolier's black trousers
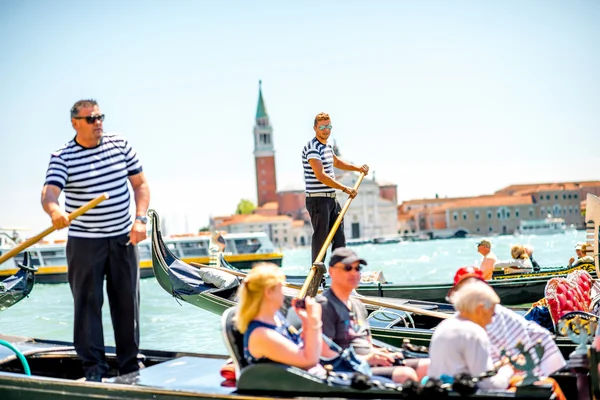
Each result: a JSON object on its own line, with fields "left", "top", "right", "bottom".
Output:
{"left": 306, "top": 197, "right": 346, "bottom": 263}
{"left": 66, "top": 234, "right": 140, "bottom": 381}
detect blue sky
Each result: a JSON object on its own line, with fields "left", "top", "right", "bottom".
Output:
{"left": 1, "top": 0, "right": 598, "bottom": 236}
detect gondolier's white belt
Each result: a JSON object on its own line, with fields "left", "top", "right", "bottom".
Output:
{"left": 306, "top": 192, "right": 336, "bottom": 198}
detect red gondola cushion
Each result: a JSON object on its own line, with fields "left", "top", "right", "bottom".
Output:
{"left": 545, "top": 270, "right": 593, "bottom": 325}
{"left": 220, "top": 361, "right": 236, "bottom": 381}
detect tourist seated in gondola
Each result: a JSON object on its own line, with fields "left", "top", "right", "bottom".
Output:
{"left": 447, "top": 267, "right": 566, "bottom": 377}
{"left": 317, "top": 247, "right": 429, "bottom": 384}
{"left": 429, "top": 279, "right": 515, "bottom": 389}
{"left": 568, "top": 243, "right": 595, "bottom": 268}
{"left": 476, "top": 239, "right": 497, "bottom": 280}
{"left": 235, "top": 263, "right": 326, "bottom": 375}
{"left": 493, "top": 244, "right": 533, "bottom": 274}
{"left": 567, "top": 243, "right": 585, "bottom": 267}
{"left": 523, "top": 244, "right": 541, "bottom": 272}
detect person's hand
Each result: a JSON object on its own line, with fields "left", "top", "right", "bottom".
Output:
{"left": 366, "top": 350, "right": 395, "bottom": 366}
{"left": 295, "top": 297, "right": 322, "bottom": 328}
{"left": 50, "top": 209, "right": 70, "bottom": 230}
{"left": 343, "top": 187, "right": 358, "bottom": 199}
{"left": 378, "top": 347, "right": 404, "bottom": 359}
{"left": 569, "top": 257, "right": 575, "bottom": 265}
{"left": 358, "top": 164, "right": 369, "bottom": 175}
{"left": 129, "top": 220, "right": 147, "bottom": 245}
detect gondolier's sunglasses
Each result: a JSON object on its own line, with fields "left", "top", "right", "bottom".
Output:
{"left": 334, "top": 264, "right": 363, "bottom": 272}
{"left": 318, "top": 124, "right": 333, "bottom": 130}
{"left": 74, "top": 114, "right": 105, "bottom": 124}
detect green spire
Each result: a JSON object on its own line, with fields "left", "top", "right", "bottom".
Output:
{"left": 256, "top": 80, "right": 268, "bottom": 119}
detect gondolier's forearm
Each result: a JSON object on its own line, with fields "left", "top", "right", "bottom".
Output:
{"left": 41, "top": 184, "right": 62, "bottom": 216}
{"left": 130, "top": 172, "right": 150, "bottom": 217}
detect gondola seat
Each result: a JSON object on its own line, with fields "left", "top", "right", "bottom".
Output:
{"left": 545, "top": 270, "right": 594, "bottom": 326}
{"left": 221, "top": 306, "right": 247, "bottom": 378}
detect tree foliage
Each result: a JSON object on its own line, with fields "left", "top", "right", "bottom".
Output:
{"left": 236, "top": 199, "right": 256, "bottom": 215}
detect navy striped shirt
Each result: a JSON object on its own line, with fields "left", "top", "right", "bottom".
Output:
{"left": 487, "top": 305, "right": 565, "bottom": 376}
{"left": 301, "top": 137, "right": 335, "bottom": 193}
{"left": 44, "top": 133, "right": 143, "bottom": 239}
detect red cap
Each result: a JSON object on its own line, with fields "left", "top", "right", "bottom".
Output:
{"left": 453, "top": 266, "right": 484, "bottom": 286}
{"left": 446, "top": 266, "right": 485, "bottom": 302}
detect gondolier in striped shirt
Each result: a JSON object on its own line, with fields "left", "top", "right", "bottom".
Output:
{"left": 41, "top": 99, "right": 150, "bottom": 382}
{"left": 302, "top": 112, "right": 368, "bottom": 263}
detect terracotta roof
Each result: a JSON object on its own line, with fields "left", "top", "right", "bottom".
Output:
{"left": 216, "top": 214, "right": 292, "bottom": 228}
{"left": 256, "top": 201, "right": 279, "bottom": 210}
{"left": 400, "top": 197, "right": 467, "bottom": 206}
{"left": 444, "top": 195, "right": 533, "bottom": 210}
{"left": 496, "top": 181, "right": 600, "bottom": 195}
{"left": 292, "top": 220, "right": 305, "bottom": 227}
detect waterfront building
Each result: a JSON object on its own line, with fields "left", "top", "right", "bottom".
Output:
{"left": 397, "top": 181, "right": 600, "bottom": 236}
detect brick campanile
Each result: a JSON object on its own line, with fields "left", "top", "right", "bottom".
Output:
{"left": 253, "top": 80, "right": 277, "bottom": 206}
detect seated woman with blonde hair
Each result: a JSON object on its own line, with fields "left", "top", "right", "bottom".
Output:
{"left": 235, "top": 263, "right": 325, "bottom": 374}
{"left": 494, "top": 244, "right": 533, "bottom": 274}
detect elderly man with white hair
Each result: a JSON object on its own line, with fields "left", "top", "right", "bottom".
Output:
{"left": 428, "top": 279, "right": 514, "bottom": 390}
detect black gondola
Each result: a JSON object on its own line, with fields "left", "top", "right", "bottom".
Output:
{"left": 0, "top": 253, "right": 35, "bottom": 312}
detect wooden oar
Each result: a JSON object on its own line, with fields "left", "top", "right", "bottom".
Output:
{"left": 191, "top": 262, "right": 451, "bottom": 320}
{"left": 0, "top": 193, "right": 110, "bottom": 266}
{"left": 353, "top": 295, "right": 451, "bottom": 319}
{"left": 298, "top": 173, "right": 367, "bottom": 299}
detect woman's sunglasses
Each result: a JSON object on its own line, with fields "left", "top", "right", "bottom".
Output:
{"left": 74, "top": 114, "right": 105, "bottom": 124}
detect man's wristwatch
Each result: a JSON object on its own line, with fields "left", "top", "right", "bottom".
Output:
{"left": 135, "top": 215, "right": 148, "bottom": 224}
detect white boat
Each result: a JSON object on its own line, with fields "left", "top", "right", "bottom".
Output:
{"left": 515, "top": 215, "right": 567, "bottom": 235}
{"left": 0, "top": 231, "right": 283, "bottom": 284}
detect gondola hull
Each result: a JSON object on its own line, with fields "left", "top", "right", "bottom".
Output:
{"left": 0, "top": 255, "right": 35, "bottom": 312}
{"left": 355, "top": 277, "right": 552, "bottom": 305}
{"left": 288, "top": 263, "right": 596, "bottom": 306}
{"left": 0, "top": 334, "right": 581, "bottom": 400}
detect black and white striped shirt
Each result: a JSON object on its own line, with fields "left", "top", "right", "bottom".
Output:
{"left": 44, "top": 133, "right": 143, "bottom": 239}
{"left": 301, "top": 137, "right": 335, "bottom": 193}
{"left": 487, "top": 305, "right": 565, "bottom": 376}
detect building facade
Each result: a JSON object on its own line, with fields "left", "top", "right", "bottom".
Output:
{"left": 336, "top": 172, "right": 398, "bottom": 239}
{"left": 397, "top": 181, "right": 600, "bottom": 236}
{"left": 212, "top": 213, "right": 312, "bottom": 249}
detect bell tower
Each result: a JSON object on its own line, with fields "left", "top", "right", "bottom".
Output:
{"left": 253, "top": 80, "right": 277, "bottom": 206}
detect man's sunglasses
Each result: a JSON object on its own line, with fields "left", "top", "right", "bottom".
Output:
{"left": 335, "top": 265, "right": 363, "bottom": 272}
{"left": 318, "top": 124, "right": 333, "bottom": 130}
{"left": 74, "top": 114, "right": 105, "bottom": 124}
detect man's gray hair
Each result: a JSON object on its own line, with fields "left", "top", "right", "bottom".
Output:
{"left": 452, "top": 279, "right": 500, "bottom": 315}
{"left": 70, "top": 99, "right": 98, "bottom": 118}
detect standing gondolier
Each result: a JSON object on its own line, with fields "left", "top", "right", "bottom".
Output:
{"left": 302, "top": 112, "right": 369, "bottom": 263}
{"left": 41, "top": 99, "right": 150, "bottom": 382}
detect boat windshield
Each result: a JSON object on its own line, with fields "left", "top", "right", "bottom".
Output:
{"left": 233, "top": 238, "right": 262, "bottom": 254}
